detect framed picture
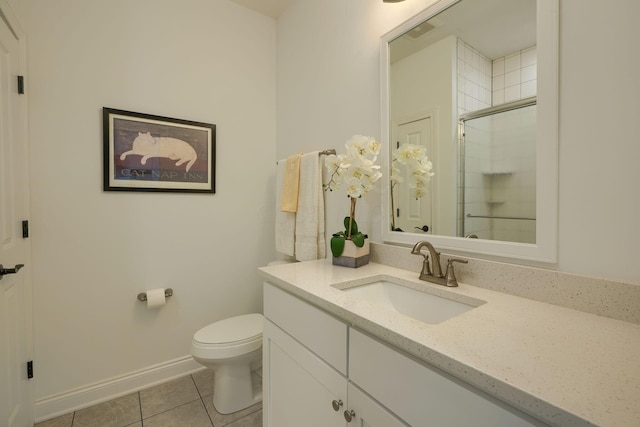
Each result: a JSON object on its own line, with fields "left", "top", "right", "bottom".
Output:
{"left": 103, "top": 108, "right": 216, "bottom": 193}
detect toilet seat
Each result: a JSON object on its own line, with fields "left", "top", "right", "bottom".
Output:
{"left": 191, "top": 313, "right": 263, "bottom": 360}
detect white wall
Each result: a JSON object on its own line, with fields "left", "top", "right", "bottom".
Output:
{"left": 556, "top": 0, "right": 640, "bottom": 284}
{"left": 276, "top": 0, "right": 640, "bottom": 285}
{"left": 23, "top": 0, "right": 277, "bottom": 408}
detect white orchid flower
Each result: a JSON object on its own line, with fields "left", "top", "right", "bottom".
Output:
{"left": 324, "top": 135, "right": 382, "bottom": 199}
{"left": 345, "top": 177, "right": 364, "bottom": 198}
{"left": 411, "top": 187, "right": 426, "bottom": 199}
{"left": 391, "top": 143, "right": 435, "bottom": 199}
{"left": 390, "top": 164, "right": 404, "bottom": 184}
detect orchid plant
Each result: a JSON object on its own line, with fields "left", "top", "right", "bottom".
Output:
{"left": 324, "top": 135, "right": 382, "bottom": 257}
{"left": 390, "top": 143, "right": 435, "bottom": 230}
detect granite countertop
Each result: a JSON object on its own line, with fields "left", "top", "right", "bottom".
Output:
{"left": 259, "top": 259, "right": 640, "bottom": 427}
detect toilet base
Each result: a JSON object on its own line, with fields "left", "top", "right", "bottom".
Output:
{"left": 190, "top": 313, "right": 264, "bottom": 415}
{"left": 212, "top": 363, "right": 262, "bottom": 414}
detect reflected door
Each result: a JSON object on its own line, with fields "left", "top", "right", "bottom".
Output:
{"left": 394, "top": 117, "right": 434, "bottom": 233}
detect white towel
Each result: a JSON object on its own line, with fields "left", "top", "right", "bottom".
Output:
{"left": 295, "top": 152, "right": 326, "bottom": 261}
{"left": 275, "top": 160, "right": 296, "bottom": 256}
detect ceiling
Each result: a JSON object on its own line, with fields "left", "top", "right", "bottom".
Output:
{"left": 230, "top": 0, "right": 295, "bottom": 18}
{"left": 391, "top": 0, "right": 536, "bottom": 63}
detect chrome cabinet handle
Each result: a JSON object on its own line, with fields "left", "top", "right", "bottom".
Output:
{"left": 0, "top": 264, "right": 24, "bottom": 280}
{"left": 331, "top": 399, "right": 343, "bottom": 411}
{"left": 344, "top": 409, "right": 356, "bottom": 422}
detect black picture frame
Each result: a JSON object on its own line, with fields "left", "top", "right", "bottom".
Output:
{"left": 103, "top": 108, "right": 216, "bottom": 193}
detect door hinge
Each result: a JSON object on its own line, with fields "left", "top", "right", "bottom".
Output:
{"left": 17, "top": 75, "right": 24, "bottom": 94}
{"left": 22, "top": 220, "right": 29, "bottom": 238}
{"left": 27, "top": 361, "right": 33, "bottom": 379}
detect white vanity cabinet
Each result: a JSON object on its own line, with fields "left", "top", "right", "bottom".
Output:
{"left": 264, "top": 282, "right": 406, "bottom": 427}
{"left": 263, "top": 282, "right": 543, "bottom": 427}
{"left": 263, "top": 282, "right": 348, "bottom": 426}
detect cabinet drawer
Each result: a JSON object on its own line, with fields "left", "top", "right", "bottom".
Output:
{"left": 263, "top": 282, "right": 348, "bottom": 374}
{"left": 349, "top": 329, "right": 542, "bottom": 427}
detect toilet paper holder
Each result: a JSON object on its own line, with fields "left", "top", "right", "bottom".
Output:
{"left": 137, "top": 288, "right": 173, "bottom": 302}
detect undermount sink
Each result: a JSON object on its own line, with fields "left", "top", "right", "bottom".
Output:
{"left": 336, "top": 280, "right": 482, "bottom": 324}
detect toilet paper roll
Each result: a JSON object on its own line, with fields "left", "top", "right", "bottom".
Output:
{"left": 146, "top": 288, "right": 166, "bottom": 309}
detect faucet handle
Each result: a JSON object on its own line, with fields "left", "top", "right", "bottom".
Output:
{"left": 444, "top": 258, "right": 468, "bottom": 287}
{"left": 418, "top": 253, "right": 432, "bottom": 279}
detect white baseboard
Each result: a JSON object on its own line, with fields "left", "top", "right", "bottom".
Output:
{"left": 34, "top": 355, "right": 205, "bottom": 423}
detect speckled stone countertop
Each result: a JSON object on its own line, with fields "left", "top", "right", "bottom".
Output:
{"left": 259, "top": 259, "right": 640, "bottom": 427}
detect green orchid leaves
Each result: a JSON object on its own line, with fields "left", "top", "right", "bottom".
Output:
{"left": 344, "top": 216, "right": 358, "bottom": 234}
{"left": 351, "top": 232, "right": 365, "bottom": 247}
{"left": 330, "top": 217, "right": 366, "bottom": 257}
{"left": 330, "top": 233, "right": 346, "bottom": 257}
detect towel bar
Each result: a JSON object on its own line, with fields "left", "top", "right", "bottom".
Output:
{"left": 276, "top": 149, "right": 336, "bottom": 164}
{"left": 466, "top": 214, "right": 535, "bottom": 221}
{"left": 319, "top": 149, "right": 336, "bottom": 155}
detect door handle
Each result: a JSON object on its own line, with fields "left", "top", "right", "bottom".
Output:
{"left": 0, "top": 264, "right": 24, "bottom": 279}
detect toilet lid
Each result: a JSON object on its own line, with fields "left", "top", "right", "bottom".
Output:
{"left": 194, "top": 313, "right": 263, "bottom": 345}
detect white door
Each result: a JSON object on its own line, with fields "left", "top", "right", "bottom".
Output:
{"left": 346, "top": 383, "right": 408, "bottom": 427}
{"left": 0, "top": 4, "right": 33, "bottom": 427}
{"left": 263, "top": 320, "right": 346, "bottom": 427}
{"left": 394, "top": 117, "right": 434, "bottom": 233}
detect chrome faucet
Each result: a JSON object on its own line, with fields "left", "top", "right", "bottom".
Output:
{"left": 410, "top": 241, "right": 468, "bottom": 287}
{"left": 411, "top": 241, "right": 443, "bottom": 278}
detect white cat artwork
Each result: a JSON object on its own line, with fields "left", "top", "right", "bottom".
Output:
{"left": 120, "top": 132, "right": 198, "bottom": 172}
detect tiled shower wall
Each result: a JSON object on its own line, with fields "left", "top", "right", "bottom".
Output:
{"left": 457, "top": 41, "right": 538, "bottom": 112}
{"left": 457, "top": 39, "right": 492, "bottom": 116}
{"left": 492, "top": 47, "right": 537, "bottom": 105}
{"left": 457, "top": 39, "right": 537, "bottom": 242}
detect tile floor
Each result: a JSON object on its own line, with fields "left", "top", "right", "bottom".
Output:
{"left": 34, "top": 369, "right": 262, "bottom": 427}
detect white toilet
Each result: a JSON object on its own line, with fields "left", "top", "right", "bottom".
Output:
{"left": 191, "top": 313, "right": 264, "bottom": 414}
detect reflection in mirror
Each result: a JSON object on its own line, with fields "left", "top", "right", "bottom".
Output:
{"left": 390, "top": 138, "right": 435, "bottom": 233}
{"left": 381, "top": 0, "right": 559, "bottom": 262}
{"left": 460, "top": 98, "right": 537, "bottom": 243}
{"left": 389, "top": 0, "right": 536, "bottom": 242}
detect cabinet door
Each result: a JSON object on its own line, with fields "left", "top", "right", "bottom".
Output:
{"left": 263, "top": 319, "right": 347, "bottom": 427}
{"left": 346, "top": 383, "right": 409, "bottom": 427}
{"left": 350, "top": 329, "right": 542, "bottom": 427}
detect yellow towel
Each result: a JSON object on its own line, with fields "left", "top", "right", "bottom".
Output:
{"left": 280, "top": 153, "right": 302, "bottom": 212}
{"left": 275, "top": 160, "right": 295, "bottom": 256}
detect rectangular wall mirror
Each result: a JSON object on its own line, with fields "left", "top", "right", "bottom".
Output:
{"left": 380, "top": 0, "right": 559, "bottom": 262}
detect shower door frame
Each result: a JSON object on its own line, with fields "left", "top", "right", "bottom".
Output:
{"left": 458, "top": 97, "right": 537, "bottom": 239}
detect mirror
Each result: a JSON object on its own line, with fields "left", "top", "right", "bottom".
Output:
{"left": 381, "top": 0, "right": 558, "bottom": 262}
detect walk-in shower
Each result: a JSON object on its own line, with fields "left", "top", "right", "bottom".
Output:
{"left": 458, "top": 97, "right": 537, "bottom": 243}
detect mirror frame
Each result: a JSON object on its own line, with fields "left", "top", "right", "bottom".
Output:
{"left": 380, "top": 0, "right": 559, "bottom": 262}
